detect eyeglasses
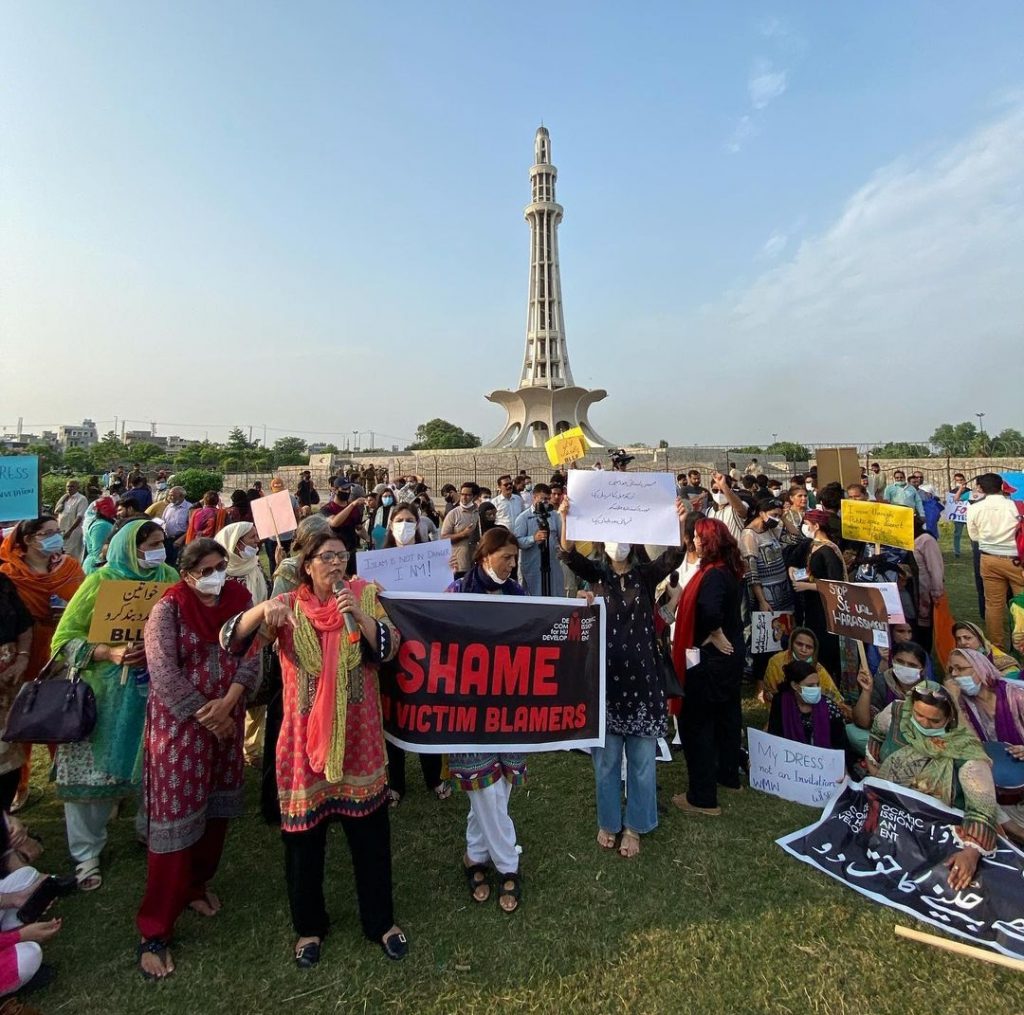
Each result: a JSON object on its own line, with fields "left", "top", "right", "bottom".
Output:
{"left": 911, "top": 686, "right": 951, "bottom": 705}
{"left": 312, "top": 551, "right": 349, "bottom": 564}
{"left": 191, "top": 560, "right": 228, "bottom": 578}
{"left": 910, "top": 475, "right": 923, "bottom": 482}
{"left": 947, "top": 664, "right": 974, "bottom": 677}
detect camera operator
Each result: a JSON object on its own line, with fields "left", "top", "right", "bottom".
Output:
{"left": 512, "top": 483, "right": 564, "bottom": 597}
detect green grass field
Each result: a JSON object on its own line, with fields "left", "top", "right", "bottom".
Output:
{"left": 20, "top": 531, "right": 1024, "bottom": 1014}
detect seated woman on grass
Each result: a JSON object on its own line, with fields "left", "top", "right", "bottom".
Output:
{"left": 952, "top": 621, "right": 1020, "bottom": 679}
{"left": 864, "top": 621, "right": 935, "bottom": 680}
{"left": 762, "top": 627, "right": 847, "bottom": 717}
{"left": 766, "top": 660, "right": 847, "bottom": 757}
{"left": 849, "top": 641, "right": 930, "bottom": 757}
{"left": 866, "top": 682, "right": 998, "bottom": 891}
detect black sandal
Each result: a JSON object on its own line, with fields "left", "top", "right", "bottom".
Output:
{"left": 137, "top": 938, "right": 172, "bottom": 980}
{"left": 463, "top": 861, "right": 491, "bottom": 903}
{"left": 497, "top": 871, "right": 522, "bottom": 913}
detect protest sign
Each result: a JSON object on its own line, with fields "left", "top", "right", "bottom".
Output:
{"left": 815, "top": 448, "right": 861, "bottom": 490}
{"left": 0, "top": 456, "right": 40, "bottom": 522}
{"left": 777, "top": 777, "right": 1024, "bottom": 960}
{"left": 841, "top": 499, "right": 914, "bottom": 551}
{"left": 545, "top": 426, "right": 589, "bottom": 467}
{"left": 817, "top": 580, "right": 889, "bottom": 647}
{"left": 751, "top": 611, "right": 793, "bottom": 655}
{"left": 87, "top": 580, "right": 175, "bottom": 643}
{"left": 852, "top": 581, "right": 905, "bottom": 623}
{"left": 747, "top": 728, "right": 845, "bottom": 807}
{"left": 356, "top": 540, "right": 452, "bottom": 593}
{"left": 378, "top": 592, "right": 606, "bottom": 753}
{"left": 942, "top": 494, "right": 969, "bottom": 524}
{"left": 566, "top": 471, "right": 680, "bottom": 547}
{"left": 250, "top": 491, "right": 297, "bottom": 541}
{"left": 1002, "top": 471, "right": 1024, "bottom": 497}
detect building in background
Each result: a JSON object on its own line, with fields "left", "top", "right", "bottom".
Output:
{"left": 57, "top": 418, "right": 98, "bottom": 450}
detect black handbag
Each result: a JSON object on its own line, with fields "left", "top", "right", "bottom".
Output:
{"left": 2, "top": 650, "right": 97, "bottom": 745}
{"left": 656, "top": 638, "right": 684, "bottom": 699}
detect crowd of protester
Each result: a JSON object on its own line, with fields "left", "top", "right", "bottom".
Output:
{"left": 0, "top": 452, "right": 1021, "bottom": 1002}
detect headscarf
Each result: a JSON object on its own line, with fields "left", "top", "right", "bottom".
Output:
{"left": 953, "top": 620, "right": 1020, "bottom": 676}
{"left": 785, "top": 626, "right": 819, "bottom": 664}
{"left": 0, "top": 524, "right": 84, "bottom": 621}
{"left": 82, "top": 496, "right": 117, "bottom": 540}
{"left": 215, "top": 522, "right": 268, "bottom": 606}
{"left": 950, "top": 648, "right": 1024, "bottom": 747}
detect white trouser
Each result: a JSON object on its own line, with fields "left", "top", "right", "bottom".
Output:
{"left": 0, "top": 942, "right": 42, "bottom": 996}
{"left": 65, "top": 794, "right": 148, "bottom": 863}
{"left": 0, "top": 866, "right": 39, "bottom": 931}
{"left": 465, "top": 778, "right": 519, "bottom": 874}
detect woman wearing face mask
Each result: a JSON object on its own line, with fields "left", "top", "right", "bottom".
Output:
{"left": 866, "top": 682, "right": 997, "bottom": 891}
{"left": 50, "top": 520, "right": 177, "bottom": 891}
{"left": 850, "top": 641, "right": 930, "bottom": 757}
{"left": 215, "top": 523, "right": 270, "bottom": 768}
{"left": 445, "top": 529, "right": 527, "bottom": 912}
{"left": 788, "top": 509, "right": 846, "bottom": 680}
{"left": 767, "top": 660, "right": 848, "bottom": 756}
{"left": 135, "top": 538, "right": 260, "bottom": 979}
{"left": 558, "top": 497, "right": 687, "bottom": 857}
{"left": 762, "top": 627, "right": 845, "bottom": 709}
{"left": 370, "top": 490, "right": 398, "bottom": 549}
{"left": 951, "top": 621, "right": 1020, "bottom": 679}
{"left": 944, "top": 648, "right": 1024, "bottom": 842}
{"left": 0, "top": 516, "right": 85, "bottom": 811}
{"left": 380, "top": 505, "right": 450, "bottom": 805}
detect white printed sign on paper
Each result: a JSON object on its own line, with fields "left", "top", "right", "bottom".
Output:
{"left": 747, "top": 728, "right": 846, "bottom": 808}
{"left": 943, "top": 494, "right": 969, "bottom": 524}
{"left": 852, "top": 582, "right": 905, "bottom": 624}
{"left": 566, "top": 471, "right": 680, "bottom": 547}
{"left": 356, "top": 540, "right": 453, "bottom": 593}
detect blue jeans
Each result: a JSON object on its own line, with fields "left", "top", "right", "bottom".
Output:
{"left": 953, "top": 522, "right": 965, "bottom": 557}
{"left": 591, "top": 733, "right": 658, "bottom": 835}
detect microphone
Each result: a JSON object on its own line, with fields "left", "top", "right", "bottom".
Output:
{"left": 332, "top": 579, "right": 362, "bottom": 644}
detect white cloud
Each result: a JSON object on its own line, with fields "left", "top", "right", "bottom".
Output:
{"left": 759, "top": 231, "right": 788, "bottom": 259}
{"left": 748, "top": 60, "right": 788, "bottom": 109}
{"left": 689, "top": 102, "right": 1024, "bottom": 438}
{"left": 726, "top": 114, "right": 758, "bottom": 153}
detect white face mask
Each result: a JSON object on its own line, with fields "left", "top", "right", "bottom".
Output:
{"left": 892, "top": 663, "right": 922, "bottom": 686}
{"left": 483, "top": 565, "right": 507, "bottom": 585}
{"left": 392, "top": 520, "right": 417, "bottom": 545}
{"left": 805, "top": 482, "right": 814, "bottom": 490}
{"left": 192, "top": 571, "right": 227, "bottom": 596}
{"left": 955, "top": 675, "right": 982, "bottom": 696}
{"left": 712, "top": 491, "right": 728, "bottom": 506}
{"left": 605, "top": 542, "right": 631, "bottom": 562}
{"left": 800, "top": 522, "right": 815, "bottom": 539}
{"left": 140, "top": 547, "right": 167, "bottom": 568}
{"left": 239, "top": 545, "right": 259, "bottom": 560}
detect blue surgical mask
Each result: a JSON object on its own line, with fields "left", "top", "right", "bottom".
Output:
{"left": 382, "top": 496, "right": 394, "bottom": 506}
{"left": 955, "top": 675, "right": 982, "bottom": 697}
{"left": 911, "top": 717, "right": 947, "bottom": 738}
{"left": 39, "top": 533, "right": 64, "bottom": 554}
{"left": 799, "top": 685, "right": 822, "bottom": 705}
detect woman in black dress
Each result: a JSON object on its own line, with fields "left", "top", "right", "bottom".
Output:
{"left": 671, "top": 517, "right": 745, "bottom": 816}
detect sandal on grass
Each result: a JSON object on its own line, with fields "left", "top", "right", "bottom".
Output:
{"left": 189, "top": 889, "right": 222, "bottom": 916}
{"left": 388, "top": 789, "right": 402, "bottom": 809}
{"left": 433, "top": 781, "right": 452, "bottom": 801}
{"left": 497, "top": 871, "right": 522, "bottom": 913}
{"left": 619, "top": 830, "right": 641, "bottom": 859}
{"left": 75, "top": 859, "right": 102, "bottom": 892}
{"left": 463, "top": 861, "right": 490, "bottom": 903}
{"left": 137, "top": 938, "right": 173, "bottom": 980}
{"left": 596, "top": 829, "right": 617, "bottom": 850}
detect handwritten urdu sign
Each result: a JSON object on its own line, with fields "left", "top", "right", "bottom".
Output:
{"left": 0, "top": 456, "right": 40, "bottom": 522}
{"left": 566, "top": 471, "right": 680, "bottom": 547}
{"left": 545, "top": 426, "right": 589, "bottom": 467}
{"left": 87, "top": 580, "right": 175, "bottom": 643}
{"left": 356, "top": 540, "right": 453, "bottom": 593}
{"left": 841, "top": 500, "right": 914, "bottom": 551}
{"left": 748, "top": 728, "right": 845, "bottom": 807}
{"left": 817, "top": 580, "right": 890, "bottom": 648}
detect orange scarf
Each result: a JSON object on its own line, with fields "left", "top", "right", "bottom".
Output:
{"left": 296, "top": 586, "right": 346, "bottom": 776}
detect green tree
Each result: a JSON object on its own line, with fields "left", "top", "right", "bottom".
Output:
{"left": 62, "top": 447, "right": 95, "bottom": 474}
{"left": 868, "top": 441, "right": 931, "bottom": 459}
{"left": 25, "top": 443, "right": 63, "bottom": 473}
{"left": 226, "top": 427, "right": 256, "bottom": 453}
{"left": 93, "top": 432, "right": 129, "bottom": 468}
{"left": 407, "top": 418, "right": 481, "bottom": 450}
{"left": 766, "top": 441, "right": 810, "bottom": 462}
{"left": 994, "top": 428, "right": 1024, "bottom": 454}
{"left": 129, "top": 442, "right": 166, "bottom": 464}
{"left": 319, "top": 443, "right": 340, "bottom": 455}
{"left": 173, "top": 469, "right": 223, "bottom": 503}
{"left": 657, "top": 439, "right": 669, "bottom": 449}
{"left": 732, "top": 445, "right": 762, "bottom": 456}
{"left": 968, "top": 433, "right": 992, "bottom": 458}
{"left": 272, "top": 436, "right": 308, "bottom": 466}
{"left": 929, "top": 422, "right": 978, "bottom": 456}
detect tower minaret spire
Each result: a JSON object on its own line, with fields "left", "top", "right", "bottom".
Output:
{"left": 521, "top": 126, "right": 574, "bottom": 389}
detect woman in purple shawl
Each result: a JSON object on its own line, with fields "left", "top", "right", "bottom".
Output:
{"left": 767, "top": 660, "right": 848, "bottom": 761}
{"left": 944, "top": 647, "right": 1024, "bottom": 842}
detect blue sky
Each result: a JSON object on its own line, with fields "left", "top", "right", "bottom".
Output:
{"left": 2, "top": 2, "right": 1023, "bottom": 449}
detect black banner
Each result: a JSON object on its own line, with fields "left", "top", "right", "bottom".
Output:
{"left": 778, "top": 778, "right": 1024, "bottom": 959}
{"left": 377, "top": 592, "right": 606, "bottom": 753}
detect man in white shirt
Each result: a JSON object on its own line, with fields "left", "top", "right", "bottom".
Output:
{"left": 492, "top": 475, "right": 525, "bottom": 530}
{"left": 865, "top": 462, "right": 884, "bottom": 502}
{"left": 706, "top": 472, "right": 747, "bottom": 542}
{"left": 54, "top": 480, "right": 88, "bottom": 560}
{"left": 160, "top": 486, "right": 193, "bottom": 566}
{"left": 966, "top": 472, "right": 1024, "bottom": 650}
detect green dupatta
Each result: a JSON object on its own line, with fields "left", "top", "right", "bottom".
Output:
{"left": 51, "top": 520, "right": 178, "bottom": 786}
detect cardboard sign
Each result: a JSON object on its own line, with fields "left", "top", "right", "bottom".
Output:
{"left": 748, "top": 728, "right": 846, "bottom": 807}
{"left": 545, "top": 427, "right": 589, "bottom": 467}
{"left": 356, "top": 540, "right": 453, "bottom": 593}
{"left": 841, "top": 499, "right": 914, "bottom": 550}
{"left": 0, "top": 455, "right": 40, "bottom": 523}
{"left": 815, "top": 448, "right": 862, "bottom": 491}
{"left": 566, "top": 471, "right": 681, "bottom": 547}
{"left": 250, "top": 490, "right": 297, "bottom": 541}
{"left": 942, "top": 493, "right": 969, "bottom": 524}
{"left": 851, "top": 581, "right": 905, "bottom": 623}
{"left": 751, "top": 611, "right": 794, "bottom": 655}
{"left": 87, "top": 580, "right": 175, "bottom": 643}
{"left": 817, "top": 579, "right": 889, "bottom": 647}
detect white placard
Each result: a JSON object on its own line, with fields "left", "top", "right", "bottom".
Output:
{"left": 747, "top": 728, "right": 846, "bottom": 808}
{"left": 942, "top": 494, "right": 969, "bottom": 524}
{"left": 566, "top": 471, "right": 680, "bottom": 547}
{"left": 751, "top": 611, "right": 793, "bottom": 654}
{"left": 356, "top": 540, "right": 453, "bottom": 593}
{"left": 853, "top": 581, "right": 904, "bottom": 623}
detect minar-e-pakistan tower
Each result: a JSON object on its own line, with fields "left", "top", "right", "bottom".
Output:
{"left": 485, "top": 126, "right": 611, "bottom": 449}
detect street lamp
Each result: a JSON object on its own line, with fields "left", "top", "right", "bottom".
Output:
{"left": 352, "top": 430, "right": 359, "bottom": 452}
{"left": 975, "top": 412, "right": 986, "bottom": 434}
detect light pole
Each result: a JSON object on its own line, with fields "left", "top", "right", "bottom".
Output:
{"left": 352, "top": 430, "right": 359, "bottom": 453}
{"left": 975, "top": 412, "right": 986, "bottom": 434}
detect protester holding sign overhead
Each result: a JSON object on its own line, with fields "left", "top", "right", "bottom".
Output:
{"left": 558, "top": 495, "right": 685, "bottom": 857}
{"left": 51, "top": 519, "right": 178, "bottom": 892}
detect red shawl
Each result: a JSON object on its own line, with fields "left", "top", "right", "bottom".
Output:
{"left": 161, "top": 576, "right": 252, "bottom": 644}
{"left": 672, "top": 564, "right": 725, "bottom": 685}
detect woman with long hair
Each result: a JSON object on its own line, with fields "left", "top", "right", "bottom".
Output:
{"left": 672, "top": 517, "right": 745, "bottom": 817}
